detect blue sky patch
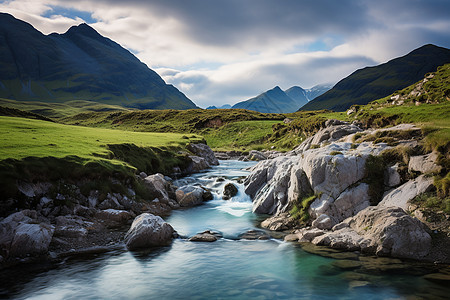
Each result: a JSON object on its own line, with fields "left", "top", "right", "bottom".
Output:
{"left": 42, "top": 5, "right": 96, "bottom": 23}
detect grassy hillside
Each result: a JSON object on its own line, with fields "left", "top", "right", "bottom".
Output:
{"left": 0, "top": 116, "right": 203, "bottom": 199}
{"left": 0, "top": 98, "right": 132, "bottom": 119}
{"left": 301, "top": 44, "right": 450, "bottom": 111}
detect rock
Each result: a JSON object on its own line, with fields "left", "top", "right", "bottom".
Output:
{"left": 124, "top": 213, "right": 174, "bottom": 250}
{"left": 96, "top": 209, "right": 133, "bottom": 224}
{"left": 260, "top": 213, "right": 297, "bottom": 231}
{"left": 176, "top": 185, "right": 207, "bottom": 207}
{"left": 188, "top": 230, "right": 221, "bottom": 242}
{"left": 238, "top": 229, "right": 270, "bottom": 240}
{"left": 312, "top": 214, "right": 333, "bottom": 230}
{"left": 139, "top": 171, "right": 148, "bottom": 179}
{"left": 247, "top": 150, "right": 267, "bottom": 161}
{"left": 323, "top": 183, "right": 370, "bottom": 226}
{"left": 332, "top": 260, "right": 362, "bottom": 270}
{"left": 379, "top": 175, "right": 434, "bottom": 211}
{"left": 143, "top": 173, "right": 172, "bottom": 203}
{"left": 9, "top": 223, "right": 54, "bottom": 257}
{"left": 384, "top": 163, "right": 401, "bottom": 187}
{"left": 188, "top": 155, "right": 210, "bottom": 172}
{"left": 98, "top": 193, "right": 123, "bottom": 210}
{"left": 286, "top": 227, "right": 325, "bottom": 242}
{"left": 408, "top": 152, "right": 442, "bottom": 174}
{"left": 187, "top": 143, "right": 219, "bottom": 166}
{"left": 293, "top": 120, "right": 362, "bottom": 152}
{"left": 312, "top": 206, "right": 432, "bottom": 260}
{"left": 223, "top": 183, "right": 238, "bottom": 200}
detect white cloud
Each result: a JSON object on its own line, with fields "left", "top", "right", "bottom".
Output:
{"left": 1, "top": 0, "right": 449, "bottom": 108}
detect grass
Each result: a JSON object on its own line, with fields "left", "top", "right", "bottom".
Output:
{"left": 290, "top": 194, "right": 316, "bottom": 222}
{"left": 0, "top": 98, "right": 132, "bottom": 119}
{"left": 0, "top": 116, "right": 202, "bottom": 161}
{"left": 0, "top": 116, "right": 203, "bottom": 200}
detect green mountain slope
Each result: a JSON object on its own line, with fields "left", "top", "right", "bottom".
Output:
{"left": 300, "top": 44, "right": 450, "bottom": 112}
{"left": 0, "top": 13, "right": 198, "bottom": 110}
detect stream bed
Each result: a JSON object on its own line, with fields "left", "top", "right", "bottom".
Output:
{"left": 1, "top": 160, "right": 449, "bottom": 299}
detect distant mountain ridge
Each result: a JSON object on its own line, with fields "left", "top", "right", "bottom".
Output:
{"left": 231, "top": 84, "right": 330, "bottom": 113}
{"left": 300, "top": 44, "right": 450, "bottom": 111}
{"left": 0, "top": 13, "right": 198, "bottom": 110}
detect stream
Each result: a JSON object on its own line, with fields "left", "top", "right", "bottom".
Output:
{"left": 1, "top": 160, "right": 449, "bottom": 299}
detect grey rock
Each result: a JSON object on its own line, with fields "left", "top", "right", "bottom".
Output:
{"left": 96, "top": 209, "right": 133, "bottom": 224}
{"left": 409, "top": 152, "right": 442, "bottom": 174}
{"left": 379, "top": 175, "right": 434, "bottom": 211}
{"left": 312, "top": 206, "right": 432, "bottom": 260}
{"left": 176, "top": 185, "right": 206, "bottom": 207}
{"left": 260, "top": 213, "right": 296, "bottom": 231}
{"left": 124, "top": 213, "right": 174, "bottom": 250}
{"left": 188, "top": 156, "right": 210, "bottom": 172}
{"left": 312, "top": 214, "right": 333, "bottom": 230}
{"left": 247, "top": 150, "right": 267, "bottom": 161}
{"left": 385, "top": 163, "right": 402, "bottom": 187}
{"left": 188, "top": 230, "right": 221, "bottom": 242}
{"left": 187, "top": 143, "right": 219, "bottom": 166}
{"left": 143, "top": 173, "right": 172, "bottom": 203}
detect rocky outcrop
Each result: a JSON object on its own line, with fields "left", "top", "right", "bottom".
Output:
{"left": 260, "top": 213, "right": 297, "bottom": 231}
{"left": 245, "top": 141, "right": 389, "bottom": 225}
{"left": 124, "top": 213, "right": 175, "bottom": 250}
{"left": 310, "top": 206, "right": 432, "bottom": 260}
{"left": 293, "top": 119, "right": 362, "bottom": 153}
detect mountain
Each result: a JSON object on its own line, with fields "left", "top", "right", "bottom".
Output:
{"left": 232, "top": 86, "right": 299, "bottom": 113}
{"left": 232, "top": 84, "right": 330, "bottom": 113}
{"left": 300, "top": 44, "right": 450, "bottom": 112}
{"left": 206, "top": 104, "right": 232, "bottom": 109}
{"left": 0, "top": 13, "right": 197, "bottom": 110}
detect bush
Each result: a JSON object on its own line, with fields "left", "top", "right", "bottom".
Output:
{"left": 290, "top": 194, "right": 316, "bottom": 222}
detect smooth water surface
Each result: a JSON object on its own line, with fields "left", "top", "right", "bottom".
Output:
{"left": 2, "top": 160, "right": 449, "bottom": 299}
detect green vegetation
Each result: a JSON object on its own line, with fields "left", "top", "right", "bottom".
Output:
{"left": 0, "top": 98, "right": 132, "bottom": 119}
{"left": 290, "top": 194, "right": 317, "bottom": 222}
{"left": 412, "top": 193, "right": 450, "bottom": 215}
{"left": 364, "top": 155, "right": 386, "bottom": 205}
{"left": 0, "top": 116, "right": 203, "bottom": 200}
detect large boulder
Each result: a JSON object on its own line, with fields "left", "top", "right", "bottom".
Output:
{"left": 187, "top": 143, "right": 219, "bottom": 166}
{"left": 176, "top": 185, "right": 208, "bottom": 207}
{"left": 188, "top": 156, "right": 210, "bottom": 173}
{"left": 311, "top": 206, "right": 432, "bottom": 260}
{"left": 0, "top": 210, "right": 54, "bottom": 258}
{"left": 124, "top": 213, "right": 174, "bottom": 250}
{"left": 143, "top": 173, "right": 173, "bottom": 203}
{"left": 9, "top": 223, "right": 54, "bottom": 257}
{"left": 379, "top": 175, "right": 434, "bottom": 211}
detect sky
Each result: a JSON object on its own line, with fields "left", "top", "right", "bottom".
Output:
{"left": 1, "top": 0, "right": 449, "bottom": 108}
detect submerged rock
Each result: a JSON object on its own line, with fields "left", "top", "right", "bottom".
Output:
{"left": 188, "top": 230, "right": 221, "bottom": 242}
{"left": 124, "top": 213, "right": 174, "bottom": 250}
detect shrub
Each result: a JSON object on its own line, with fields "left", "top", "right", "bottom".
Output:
{"left": 290, "top": 194, "right": 316, "bottom": 222}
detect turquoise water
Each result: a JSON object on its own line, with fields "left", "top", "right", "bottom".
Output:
{"left": 2, "top": 161, "right": 449, "bottom": 299}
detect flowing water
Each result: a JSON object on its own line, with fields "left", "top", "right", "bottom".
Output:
{"left": 1, "top": 160, "right": 449, "bottom": 299}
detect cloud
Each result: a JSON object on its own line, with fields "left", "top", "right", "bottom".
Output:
{"left": 1, "top": 0, "right": 449, "bottom": 108}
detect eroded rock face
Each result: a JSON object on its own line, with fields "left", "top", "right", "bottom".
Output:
{"left": 311, "top": 206, "right": 432, "bottom": 260}
{"left": 124, "top": 213, "right": 174, "bottom": 250}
